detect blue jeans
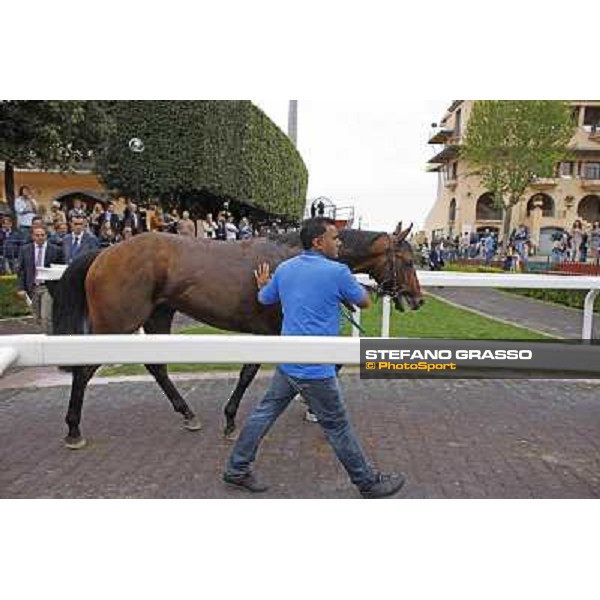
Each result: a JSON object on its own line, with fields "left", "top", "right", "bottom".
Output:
{"left": 226, "top": 368, "right": 378, "bottom": 490}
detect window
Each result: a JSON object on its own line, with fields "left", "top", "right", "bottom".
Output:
{"left": 454, "top": 109, "right": 462, "bottom": 138}
{"left": 559, "top": 162, "right": 574, "bottom": 178}
{"left": 582, "top": 163, "right": 600, "bottom": 179}
{"left": 451, "top": 162, "right": 458, "bottom": 180}
{"left": 583, "top": 106, "right": 600, "bottom": 132}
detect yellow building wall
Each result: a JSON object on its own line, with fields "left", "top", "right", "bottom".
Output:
{"left": 0, "top": 169, "right": 109, "bottom": 212}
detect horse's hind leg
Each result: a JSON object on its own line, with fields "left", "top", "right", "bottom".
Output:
{"left": 65, "top": 365, "right": 100, "bottom": 449}
{"left": 223, "top": 363, "right": 261, "bottom": 438}
{"left": 143, "top": 305, "right": 201, "bottom": 432}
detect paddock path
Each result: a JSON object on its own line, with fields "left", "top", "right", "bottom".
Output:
{"left": 1, "top": 375, "right": 599, "bottom": 498}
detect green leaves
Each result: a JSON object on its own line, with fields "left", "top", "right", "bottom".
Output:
{"left": 461, "top": 100, "right": 575, "bottom": 236}
{"left": 94, "top": 101, "right": 308, "bottom": 219}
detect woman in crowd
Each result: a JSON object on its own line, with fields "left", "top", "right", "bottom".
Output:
{"left": 570, "top": 220, "right": 584, "bottom": 262}
{"left": 98, "top": 222, "right": 121, "bottom": 248}
{"left": 89, "top": 202, "right": 105, "bottom": 237}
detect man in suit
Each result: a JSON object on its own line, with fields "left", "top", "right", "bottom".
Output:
{"left": 122, "top": 201, "right": 144, "bottom": 235}
{"left": 63, "top": 215, "right": 100, "bottom": 264}
{"left": 101, "top": 201, "right": 122, "bottom": 234}
{"left": 17, "top": 226, "right": 63, "bottom": 332}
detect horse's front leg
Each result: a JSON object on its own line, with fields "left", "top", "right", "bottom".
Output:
{"left": 224, "top": 363, "right": 261, "bottom": 438}
{"left": 144, "top": 364, "right": 202, "bottom": 431}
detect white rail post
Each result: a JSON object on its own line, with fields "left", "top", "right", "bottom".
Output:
{"left": 381, "top": 296, "right": 391, "bottom": 337}
{"left": 351, "top": 307, "right": 361, "bottom": 337}
{"left": 582, "top": 290, "right": 599, "bottom": 341}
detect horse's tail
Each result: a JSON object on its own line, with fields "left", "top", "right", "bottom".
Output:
{"left": 50, "top": 250, "right": 102, "bottom": 335}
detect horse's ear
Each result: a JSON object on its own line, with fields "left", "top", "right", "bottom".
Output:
{"left": 393, "top": 222, "right": 413, "bottom": 243}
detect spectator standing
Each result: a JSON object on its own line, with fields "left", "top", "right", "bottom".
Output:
{"left": 16, "top": 226, "right": 63, "bottom": 332}
{"left": 123, "top": 201, "right": 144, "bottom": 235}
{"left": 14, "top": 186, "right": 39, "bottom": 240}
{"left": 570, "top": 220, "right": 584, "bottom": 262}
{"left": 580, "top": 232, "right": 589, "bottom": 264}
{"left": 149, "top": 206, "right": 166, "bottom": 232}
{"left": 101, "top": 201, "right": 121, "bottom": 234}
{"left": 89, "top": 202, "right": 105, "bottom": 237}
{"left": 48, "top": 222, "right": 69, "bottom": 250}
{"left": 238, "top": 217, "right": 253, "bottom": 240}
{"left": 429, "top": 243, "right": 444, "bottom": 271}
{"left": 63, "top": 216, "right": 100, "bottom": 264}
{"left": 49, "top": 201, "right": 67, "bottom": 229}
{"left": 98, "top": 222, "right": 121, "bottom": 248}
{"left": 215, "top": 212, "right": 227, "bottom": 240}
{"left": 68, "top": 198, "right": 88, "bottom": 221}
{"left": 0, "top": 215, "right": 23, "bottom": 274}
{"left": 203, "top": 213, "right": 216, "bottom": 239}
{"left": 589, "top": 221, "right": 600, "bottom": 265}
{"left": 225, "top": 216, "right": 239, "bottom": 240}
{"left": 176, "top": 210, "right": 196, "bottom": 237}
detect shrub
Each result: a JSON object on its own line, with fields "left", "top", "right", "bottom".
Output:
{"left": 0, "top": 275, "right": 31, "bottom": 318}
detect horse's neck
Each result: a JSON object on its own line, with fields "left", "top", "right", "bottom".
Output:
{"left": 337, "top": 230, "right": 385, "bottom": 274}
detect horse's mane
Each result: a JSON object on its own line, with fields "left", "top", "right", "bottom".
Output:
{"left": 263, "top": 228, "right": 389, "bottom": 269}
{"left": 267, "top": 228, "right": 387, "bottom": 257}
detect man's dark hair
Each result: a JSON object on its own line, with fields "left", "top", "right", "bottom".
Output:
{"left": 299, "top": 217, "right": 336, "bottom": 250}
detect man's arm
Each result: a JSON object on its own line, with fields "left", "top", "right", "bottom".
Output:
{"left": 339, "top": 265, "right": 371, "bottom": 309}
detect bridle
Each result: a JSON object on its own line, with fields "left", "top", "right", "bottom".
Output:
{"left": 371, "top": 234, "right": 405, "bottom": 297}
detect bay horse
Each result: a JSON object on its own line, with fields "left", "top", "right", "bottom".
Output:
{"left": 50, "top": 221, "right": 423, "bottom": 449}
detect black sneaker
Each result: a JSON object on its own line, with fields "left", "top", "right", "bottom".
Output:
{"left": 360, "top": 472, "right": 406, "bottom": 499}
{"left": 223, "top": 472, "right": 269, "bottom": 493}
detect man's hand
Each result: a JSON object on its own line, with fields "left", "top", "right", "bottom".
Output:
{"left": 254, "top": 262, "right": 271, "bottom": 289}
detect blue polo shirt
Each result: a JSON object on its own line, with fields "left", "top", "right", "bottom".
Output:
{"left": 258, "top": 250, "right": 367, "bottom": 379}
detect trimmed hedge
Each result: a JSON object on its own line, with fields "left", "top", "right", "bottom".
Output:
{"left": 505, "top": 288, "right": 600, "bottom": 313}
{"left": 96, "top": 101, "right": 308, "bottom": 220}
{"left": 442, "top": 264, "right": 505, "bottom": 273}
{"left": 0, "top": 275, "right": 31, "bottom": 318}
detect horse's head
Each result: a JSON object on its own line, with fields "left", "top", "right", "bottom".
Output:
{"left": 369, "top": 222, "right": 424, "bottom": 312}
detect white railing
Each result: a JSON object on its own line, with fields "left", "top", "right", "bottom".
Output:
{"left": 354, "top": 272, "right": 600, "bottom": 340}
{"left": 38, "top": 265, "right": 600, "bottom": 339}
{"left": 1, "top": 267, "right": 599, "bottom": 377}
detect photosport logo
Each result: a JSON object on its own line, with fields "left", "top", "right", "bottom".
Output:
{"left": 360, "top": 339, "right": 600, "bottom": 379}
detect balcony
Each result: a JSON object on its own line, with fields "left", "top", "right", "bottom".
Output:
{"left": 530, "top": 177, "right": 558, "bottom": 190}
{"left": 428, "top": 128, "right": 455, "bottom": 144}
{"left": 581, "top": 178, "right": 600, "bottom": 192}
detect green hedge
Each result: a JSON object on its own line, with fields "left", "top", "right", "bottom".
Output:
{"left": 505, "top": 288, "right": 600, "bottom": 313}
{"left": 443, "top": 264, "right": 505, "bottom": 273}
{"left": 0, "top": 275, "right": 31, "bottom": 318}
{"left": 96, "top": 101, "right": 308, "bottom": 220}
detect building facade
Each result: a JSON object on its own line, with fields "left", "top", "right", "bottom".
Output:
{"left": 424, "top": 100, "right": 600, "bottom": 255}
{"left": 0, "top": 166, "right": 109, "bottom": 215}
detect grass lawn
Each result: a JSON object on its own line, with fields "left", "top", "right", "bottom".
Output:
{"left": 99, "top": 293, "right": 552, "bottom": 376}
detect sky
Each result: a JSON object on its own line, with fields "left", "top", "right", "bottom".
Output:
{"left": 254, "top": 99, "right": 450, "bottom": 233}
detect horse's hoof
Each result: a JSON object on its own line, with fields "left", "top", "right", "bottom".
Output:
{"left": 184, "top": 416, "right": 202, "bottom": 431}
{"left": 64, "top": 436, "right": 87, "bottom": 450}
{"left": 223, "top": 426, "right": 238, "bottom": 442}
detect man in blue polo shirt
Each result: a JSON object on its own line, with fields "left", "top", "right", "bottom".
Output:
{"left": 223, "top": 217, "right": 406, "bottom": 499}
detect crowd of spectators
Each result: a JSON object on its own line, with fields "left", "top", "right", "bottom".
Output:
{"left": 0, "top": 191, "right": 299, "bottom": 331}
{"left": 418, "top": 219, "right": 600, "bottom": 272}
{"left": 1, "top": 193, "right": 299, "bottom": 277}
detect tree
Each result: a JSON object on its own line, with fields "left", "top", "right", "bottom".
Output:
{"left": 94, "top": 101, "right": 308, "bottom": 220}
{"left": 461, "top": 100, "right": 575, "bottom": 239}
{"left": 0, "top": 101, "right": 115, "bottom": 213}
